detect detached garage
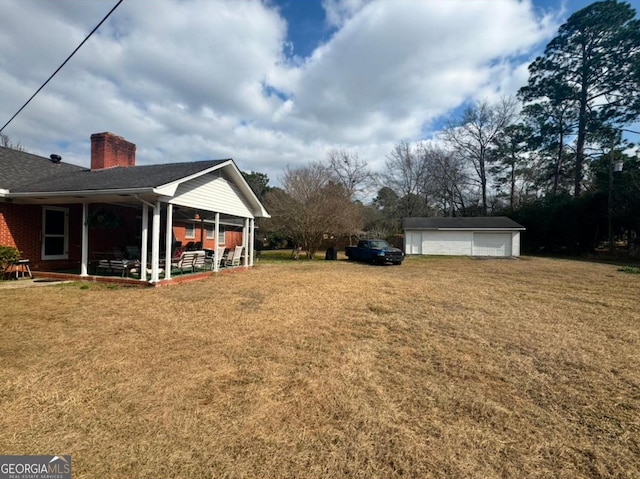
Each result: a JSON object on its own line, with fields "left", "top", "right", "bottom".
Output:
{"left": 403, "top": 217, "right": 525, "bottom": 257}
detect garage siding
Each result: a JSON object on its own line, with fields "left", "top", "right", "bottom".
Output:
{"left": 512, "top": 232, "right": 521, "bottom": 256}
{"left": 422, "top": 231, "right": 472, "bottom": 255}
{"left": 405, "top": 230, "right": 473, "bottom": 255}
{"left": 405, "top": 230, "right": 520, "bottom": 257}
{"left": 472, "top": 233, "right": 512, "bottom": 256}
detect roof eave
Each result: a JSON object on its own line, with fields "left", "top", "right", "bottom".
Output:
{"left": 6, "top": 187, "right": 158, "bottom": 199}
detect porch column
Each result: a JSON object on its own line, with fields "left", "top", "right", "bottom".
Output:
{"left": 141, "top": 203, "right": 149, "bottom": 281}
{"left": 213, "top": 212, "right": 220, "bottom": 272}
{"left": 164, "top": 203, "right": 173, "bottom": 280}
{"left": 80, "top": 202, "right": 89, "bottom": 276}
{"left": 249, "top": 218, "right": 255, "bottom": 267}
{"left": 243, "top": 218, "right": 249, "bottom": 267}
{"left": 150, "top": 200, "right": 161, "bottom": 283}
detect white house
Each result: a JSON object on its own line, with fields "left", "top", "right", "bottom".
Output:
{"left": 403, "top": 217, "right": 525, "bottom": 257}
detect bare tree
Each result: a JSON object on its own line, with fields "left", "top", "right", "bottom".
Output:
{"left": 443, "top": 97, "right": 518, "bottom": 215}
{"left": 0, "top": 133, "right": 25, "bottom": 151}
{"left": 262, "top": 163, "right": 362, "bottom": 259}
{"left": 419, "top": 143, "right": 469, "bottom": 216}
{"left": 379, "top": 140, "right": 433, "bottom": 220}
{"left": 326, "top": 149, "right": 372, "bottom": 200}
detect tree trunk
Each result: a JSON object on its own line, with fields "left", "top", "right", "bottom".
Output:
{"left": 553, "top": 128, "right": 564, "bottom": 194}
{"left": 574, "top": 48, "right": 590, "bottom": 197}
{"left": 510, "top": 157, "right": 516, "bottom": 209}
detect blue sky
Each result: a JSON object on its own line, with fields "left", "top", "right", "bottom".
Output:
{"left": 0, "top": 0, "right": 638, "bottom": 185}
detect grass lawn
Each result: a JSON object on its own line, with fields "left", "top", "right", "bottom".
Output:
{"left": 1, "top": 256, "right": 638, "bottom": 478}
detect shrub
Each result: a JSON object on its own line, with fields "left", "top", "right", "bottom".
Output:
{"left": 0, "top": 245, "right": 20, "bottom": 277}
{"left": 618, "top": 266, "right": 640, "bottom": 275}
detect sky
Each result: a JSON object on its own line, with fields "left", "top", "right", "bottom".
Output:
{"left": 0, "top": 0, "right": 638, "bottom": 187}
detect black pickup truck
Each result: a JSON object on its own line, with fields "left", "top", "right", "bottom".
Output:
{"left": 345, "top": 239, "right": 404, "bottom": 265}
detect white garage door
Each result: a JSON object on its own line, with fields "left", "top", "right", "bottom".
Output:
{"left": 472, "top": 233, "right": 512, "bottom": 257}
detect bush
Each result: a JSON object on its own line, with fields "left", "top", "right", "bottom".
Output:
{"left": 618, "top": 266, "right": 640, "bottom": 275}
{"left": 0, "top": 245, "right": 20, "bottom": 277}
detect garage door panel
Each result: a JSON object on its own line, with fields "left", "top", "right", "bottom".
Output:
{"left": 422, "top": 231, "right": 472, "bottom": 255}
{"left": 473, "top": 233, "right": 512, "bottom": 256}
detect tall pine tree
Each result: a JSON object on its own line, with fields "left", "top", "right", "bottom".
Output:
{"left": 519, "top": 0, "right": 640, "bottom": 196}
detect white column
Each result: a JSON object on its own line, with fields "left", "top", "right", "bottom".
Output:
{"left": 80, "top": 202, "right": 89, "bottom": 276}
{"left": 151, "top": 200, "right": 161, "bottom": 283}
{"left": 213, "top": 212, "right": 220, "bottom": 272}
{"left": 141, "top": 203, "right": 149, "bottom": 281}
{"left": 249, "top": 218, "right": 255, "bottom": 267}
{"left": 243, "top": 218, "right": 249, "bottom": 267}
{"left": 164, "top": 203, "right": 173, "bottom": 280}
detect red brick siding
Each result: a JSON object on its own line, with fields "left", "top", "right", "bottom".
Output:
{"left": 1, "top": 203, "right": 43, "bottom": 267}
{"left": 172, "top": 221, "right": 243, "bottom": 251}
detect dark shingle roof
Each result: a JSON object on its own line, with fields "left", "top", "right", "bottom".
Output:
{"left": 0, "top": 146, "right": 84, "bottom": 190}
{"left": 1, "top": 146, "right": 228, "bottom": 193}
{"left": 403, "top": 217, "right": 525, "bottom": 230}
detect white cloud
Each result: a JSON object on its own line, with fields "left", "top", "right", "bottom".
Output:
{"left": 0, "top": 0, "right": 560, "bottom": 187}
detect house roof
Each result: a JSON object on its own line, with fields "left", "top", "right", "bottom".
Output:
{"left": 403, "top": 216, "right": 525, "bottom": 230}
{"left": 0, "top": 146, "right": 228, "bottom": 192}
{"left": 0, "top": 144, "right": 269, "bottom": 218}
{"left": 0, "top": 146, "right": 85, "bottom": 190}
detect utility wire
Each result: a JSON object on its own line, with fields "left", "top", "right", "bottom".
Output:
{"left": 0, "top": 0, "right": 124, "bottom": 134}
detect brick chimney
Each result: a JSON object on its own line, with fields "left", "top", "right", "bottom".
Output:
{"left": 90, "top": 132, "right": 136, "bottom": 170}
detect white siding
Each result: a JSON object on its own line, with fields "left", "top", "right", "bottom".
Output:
{"left": 422, "top": 231, "right": 473, "bottom": 255}
{"left": 472, "top": 233, "right": 512, "bottom": 256}
{"left": 405, "top": 229, "right": 522, "bottom": 257}
{"left": 170, "top": 174, "right": 254, "bottom": 218}
{"left": 405, "top": 230, "right": 472, "bottom": 255}
{"left": 512, "top": 232, "right": 521, "bottom": 256}
{"left": 406, "top": 231, "right": 421, "bottom": 255}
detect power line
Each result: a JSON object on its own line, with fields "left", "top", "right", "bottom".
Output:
{"left": 0, "top": 0, "right": 124, "bottom": 134}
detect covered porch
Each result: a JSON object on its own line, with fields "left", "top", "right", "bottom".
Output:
{"left": 5, "top": 156, "right": 268, "bottom": 285}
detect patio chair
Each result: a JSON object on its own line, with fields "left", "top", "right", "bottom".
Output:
{"left": 193, "top": 250, "right": 206, "bottom": 271}
{"left": 224, "top": 247, "right": 236, "bottom": 267}
{"left": 96, "top": 258, "right": 131, "bottom": 277}
{"left": 230, "top": 245, "right": 243, "bottom": 267}
{"left": 216, "top": 246, "right": 227, "bottom": 269}
{"left": 171, "top": 250, "right": 200, "bottom": 274}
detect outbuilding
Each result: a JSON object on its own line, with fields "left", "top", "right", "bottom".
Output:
{"left": 403, "top": 217, "right": 525, "bottom": 257}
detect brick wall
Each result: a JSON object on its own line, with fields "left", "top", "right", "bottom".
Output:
{"left": 1, "top": 203, "right": 42, "bottom": 266}
{"left": 172, "top": 221, "right": 243, "bottom": 251}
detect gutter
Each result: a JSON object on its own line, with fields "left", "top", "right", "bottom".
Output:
{"left": 5, "top": 187, "right": 158, "bottom": 199}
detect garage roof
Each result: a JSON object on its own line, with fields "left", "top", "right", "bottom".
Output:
{"left": 403, "top": 216, "right": 525, "bottom": 230}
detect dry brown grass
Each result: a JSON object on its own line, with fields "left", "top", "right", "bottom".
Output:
{"left": 1, "top": 256, "right": 639, "bottom": 478}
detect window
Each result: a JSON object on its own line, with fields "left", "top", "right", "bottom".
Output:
{"left": 42, "top": 207, "right": 69, "bottom": 260}
{"left": 206, "top": 224, "right": 225, "bottom": 244}
{"left": 185, "top": 222, "right": 196, "bottom": 239}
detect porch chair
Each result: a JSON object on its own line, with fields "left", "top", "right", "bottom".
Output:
{"left": 192, "top": 250, "right": 207, "bottom": 271}
{"left": 171, "top": 250, "right": 203, "bottom": 274}
{"left": 96, "top": 258, "right": 131, "bottom": 277}
{"left": 230, "top": 245, "right": 244, "bottom": 267}
{"left": 215, "top": 246, "right": 227, "bottom": 270}
{"left": 172, "top": 250, "right": 193, "bottom": 274}
{"left": 224, "top": 247, "right": 235, "bottom": 267}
